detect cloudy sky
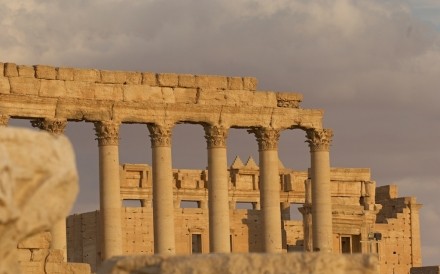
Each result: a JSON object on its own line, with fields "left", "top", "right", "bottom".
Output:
{"left": 2, "top": 0, "right": 440, "bottom": 265}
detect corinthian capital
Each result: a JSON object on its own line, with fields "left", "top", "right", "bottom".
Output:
{"left": 94, "top": 121, "right": 120, "bottom": 146}
{"left": 148, "top": 123, "right": 173, "bottom": 147}
{"left": 31, "top": 118, "right": 67, "bottom": 135}
{"left": 0, "top": 115, "right": 9, "bottom": 127}
{"left": 306, "top": 128, "right": 333, "bottom": 152}
{"left": 204, "top": 124, "right": 228, "bottom": 148}
{"left": 248, "top": 127, "right": 281, "bottom": 151}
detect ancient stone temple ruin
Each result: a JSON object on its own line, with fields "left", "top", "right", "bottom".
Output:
{"left": 69, "top": 164, "right": 422, "bottom": 274}
{"left": 0, "top": 62, "right": 422, "bottom": 274}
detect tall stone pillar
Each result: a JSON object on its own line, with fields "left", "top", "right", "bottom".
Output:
{"left": 409, "top": 198, "right": 422, "bottom": 266}
{"left": 249, "top": 127, "right": 282, "bottom": 253}
{"left": 147, "top": 123, "right": 176, "bottom": 254}
{"left": 303, "top": 179, "right": 313, "bottom": 252}
{"left": 31, "top": 118, "right": 68, "bottom": 261}
{"left": 0, "top": 114, "right": 9, "bottom": 127}
{"left": 204, "top": 124, "right": 230, "bottom": 253}
{"left": 306, "top": 128, "right": 333, "bottom": 252}
{"left": 94, "top": 121, "right": 123, "bottom": 259}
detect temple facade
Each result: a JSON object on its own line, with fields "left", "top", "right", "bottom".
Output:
{"left": 68, "top": 160, "right": 422, "bottom": 274}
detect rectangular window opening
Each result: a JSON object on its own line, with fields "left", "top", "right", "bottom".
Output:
{"left": 122, "top": 199, "right": 142, "bottom": 207}
{"left": 180, "top": 200, "right": 201, "bottom": 208}
{"left": 236, "top": 202, "right": 254, "bottom": 210}
{"left": 289, "top": 203, "right": 302, "bottom": 220}
{"left": 341, "top": 236, "right": 352, "bottom": 254}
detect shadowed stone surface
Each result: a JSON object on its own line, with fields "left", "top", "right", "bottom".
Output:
{"left": 98, "top": 253, "right": 379, "bottom": 274}
{"left": 411, "top": 266, "right": 440, "bottom": 274}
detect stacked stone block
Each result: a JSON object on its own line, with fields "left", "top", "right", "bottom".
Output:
{"left": 122, "top": 207, "right": 154, "bottom": 254}
{"left": 67, "top": 212, "right": 100, "bottom": 271}
{"left": 0, "top": 62, "right": 305, "bottom": 110}
{"left": 374, "top": 186, "right": 422, "bottom": 274}
{"left": 18, "top": 232, "right": 90, "bottom": 274}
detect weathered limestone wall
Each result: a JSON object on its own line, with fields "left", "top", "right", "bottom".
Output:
{"left": 67, "top": 212, "right": 101, "bottom": 271}
{"left": 18, "top": 233, "right": 90, "bottom": 274}
{"left": 375, "top": 185, "right": 422, "bottom": 274}
{"left": 0, "top": 62, "right": 321, "bottom": 130}
{"left": 98, "top": 253, "right": 379, "bottom": 274}
{"left": 68, "top": 163, "right": 421, "bottom": 274}
{"left": 68, "top": 207, "right": 303, "bottom": 272}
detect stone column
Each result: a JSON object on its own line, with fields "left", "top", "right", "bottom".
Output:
{"left": 300, "top": 179, "right": 313, "bottom": 252}
{"left": 148, "top": 123, "right": 176, "bottom": 254}
{"left": 306, "top": 128, "right": 333, "bottom": 252}
{"left": 0, "top": 114, "right": 9, "bottom": 127}
{"left": 299, "top": 205, "right": 313, "bottom": 252}
{"left": 249, "top": 127, "right": 282, "bottom": 253}
{"left": 204, "top": 124, "right": 230, "bottom": 253}
{"left": 94, "top": 121, "right": 123, "bottom": 259}
{"left": 31, "top": 118, "right": 68, "bottom": 261}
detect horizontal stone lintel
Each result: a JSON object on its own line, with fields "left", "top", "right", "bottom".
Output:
{"left": 1, "top": 62, "right": 263, "bottom": 92}
{"left": 0, "top": 94, "right": 322, "bottom": 129}
{"left": 0, "top": 76, "right": 304, "bottom": 110}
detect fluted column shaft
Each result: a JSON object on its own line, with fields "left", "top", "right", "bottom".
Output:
{"left": 204, "top": 125, "right": 230, "bottom": 253}
{"left": 250, "top": 128, "right": 282, "bottom": 253}
{"left": 306, "top": 128, "right": 333, "bottom": 252}
{"left": 94, "top": 121, "right": 122, "bottom": 259}
{"left": 148, "top": 123, "right": 176, "bottom": 254}
{"left": 31, "top": 118, "right": 68, "bottom": 261}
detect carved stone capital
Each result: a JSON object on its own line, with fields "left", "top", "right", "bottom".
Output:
{"left": 148, "top": 123, "right": 173, "bottom": 147}
{"left": 94, "top": 121, "right": 120, "bottom": 146}
{"left": 248, "top": 127, "right": 281, "bottom": 151}
{"left": 306, "top": 128, "right": 333, "bottom": 152}
{"left": 31, "top": 118, "right": 67, "bottom": 135}
{"left": 0, "top": 115, "right": 9, "bottom": 127}
{"left": 204, "top": 125, "right": 228, "bottom": 148}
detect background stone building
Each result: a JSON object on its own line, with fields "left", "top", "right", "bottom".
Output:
{"left": 67, "top": 158, "right": 422, "bottom": 274}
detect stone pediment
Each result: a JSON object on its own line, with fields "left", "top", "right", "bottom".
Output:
{"left": 230, "top": 156, "right": 245, "bottom": 169}
{"left": 244, "top": 157, "right": 259, "bottom": 170}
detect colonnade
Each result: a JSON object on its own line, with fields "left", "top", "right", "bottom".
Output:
{"left": 0, "top": 115, "right": 334, "bottom": 259}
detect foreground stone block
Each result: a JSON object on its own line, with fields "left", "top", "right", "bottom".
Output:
{"left": 98, "top": 253, "right": 379, "bottom": 274}
{"left": 0, "top": 127, "right": 79, "bottom": 273}
{"left": 411, "top": 266, "right": 440, "bottom": 274}
{"left": 17, "top": 232, "right": 51, "bottom": 249}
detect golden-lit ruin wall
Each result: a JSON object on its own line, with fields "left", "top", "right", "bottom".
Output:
{"left": 375, "top": 185, "right": 422, "bottom": 273}
{"left": 67, "top": 164, "right": 421, "bottom": 274}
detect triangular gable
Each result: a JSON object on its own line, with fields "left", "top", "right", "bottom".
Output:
{"left": 230, "top": 155, "right": 244, "bottom": 169}
{"left": 245, "top": 156, "right": 259, "bottom": 169}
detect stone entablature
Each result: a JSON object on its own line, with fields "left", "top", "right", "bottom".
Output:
{"left": 0, "top": 62, "right": 312, "bottom": 129}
